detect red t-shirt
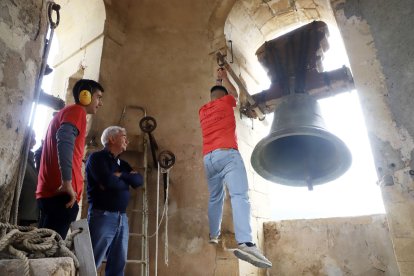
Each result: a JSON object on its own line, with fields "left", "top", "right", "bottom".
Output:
{"left": 199, "top": 95, "right": 238, "bottom": 155}
{"left": 36, "top": 104, "right": 87, "bottom": 202}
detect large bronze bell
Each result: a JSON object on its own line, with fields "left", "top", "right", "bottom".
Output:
{"left": 250, "top": 21, "right": 353, "bottom": 190}
{"left": 251, "top": 94, "right": 352, "bottom": 190}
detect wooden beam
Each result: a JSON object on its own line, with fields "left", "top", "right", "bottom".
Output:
{"left": 70, "top": 219, "right": 97, "bottom": 276}
{"left": 251, "top": 66, "right": 355, "bottom": 113}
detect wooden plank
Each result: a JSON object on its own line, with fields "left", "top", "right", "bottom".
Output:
{"left": 70, "top": 219, "right": 97, "bottom": 276}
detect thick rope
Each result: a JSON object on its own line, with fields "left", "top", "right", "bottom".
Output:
{"left": 148, "top": 168, "right": 171, "bottom": 239}
{"left": 0, "top": 222, "right": 81, "bottom": 276}
{"left": 9, "top": 245, "right": 29, "bottom": 276}
{"left": 153, "top": 164, "right": 172, "bottom": 275}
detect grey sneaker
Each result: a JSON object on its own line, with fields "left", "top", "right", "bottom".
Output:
{"left": 209, "top": 235, "right": 219, "bottom": 245}
{"left": 233, "top": 244, "right": 272, "bottom": 268}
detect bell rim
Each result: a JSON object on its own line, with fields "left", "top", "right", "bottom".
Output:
{"left": 251, "top": 126, "right": 352, "bottom": 187}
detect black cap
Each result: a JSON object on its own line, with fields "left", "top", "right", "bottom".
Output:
{"left": 210, "top": 85, "right": 228, "bottom": 95}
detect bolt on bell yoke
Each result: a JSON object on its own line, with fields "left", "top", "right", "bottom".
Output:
{"left": 250, "top": 21, "right": 352, "bottom": 190}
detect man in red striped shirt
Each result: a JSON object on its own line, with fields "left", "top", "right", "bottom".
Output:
{"left": 199, "top": 68, "right": 272, "bottom": 268}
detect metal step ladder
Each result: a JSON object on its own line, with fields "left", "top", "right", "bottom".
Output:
{"left": 119, "top": 105, "right": 149, "bottom": 276}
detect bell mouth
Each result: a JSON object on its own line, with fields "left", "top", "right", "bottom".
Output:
{"left": 251, "top": 126, "right": 352, "bottom": 187}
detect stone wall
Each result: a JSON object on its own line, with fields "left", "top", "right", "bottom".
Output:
{"left": 96, "top": 0, "right": 273, "bottom": 275}
{"left": 0, "top": 0, "right": 46, "bottom": 222}
{"left": 97, "top": 1, "right": 224, "bottom": 274}
{"left": 50, "top": 0, "right": 105, "bottom": 128}
{"left": 331, "top": 1, "right": 414, "bottom": 274}
{"left": 264, "top": 215, "right": 399, "bottom": 275}
{"left": 0, "top": 257, "right": 75, "bottom": 276}
{"left": 3, "top": 1, "right": 414, "bottom": 275}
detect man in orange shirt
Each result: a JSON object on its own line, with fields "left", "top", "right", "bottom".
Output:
{"left": 199, "top": 68, "right": 272, "bottom": 268}
{"left": 36, "top": 79, "right": 104, "bottom": 238}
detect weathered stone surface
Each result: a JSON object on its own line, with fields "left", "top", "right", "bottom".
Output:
{"left": 393, "top": 237, "right": 414, "bottom": 262}
{"left": 0, "top": 0, "right": 46, "bottom": 222}
{"left": 398, "top": 261, "right": 414, "bottom": 276}
{"left": 332, "top": 1, "right": 414, "bottom": 274}
{"left": 264, "top": 215, "right": 399, "bottom": 276}
{"left": 0, "top": 257, "right": 75, "bottom": 276}
{"left": 3, "top": 0, "right": 414, "bottom": 276}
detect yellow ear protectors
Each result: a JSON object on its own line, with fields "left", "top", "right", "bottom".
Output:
{"left": 79, "top": 89, "right": 92, "bottom": 105}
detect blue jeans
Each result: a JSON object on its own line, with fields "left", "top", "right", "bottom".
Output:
{"left": 203, "top": 149, "right": 252, "bottom": 243}
{"left": 88, "top": 209, "right": 129, "bottom": 276}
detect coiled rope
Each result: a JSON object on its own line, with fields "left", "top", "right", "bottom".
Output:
{"left": 0, "top": 222, "right": 81, "bottom": 276}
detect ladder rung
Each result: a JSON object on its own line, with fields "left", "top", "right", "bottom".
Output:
{"left": 129, "top": 232, "right": 144, "bottom": 237}
{"left": 126, "top": 260, "right": 147, "bottom": 264}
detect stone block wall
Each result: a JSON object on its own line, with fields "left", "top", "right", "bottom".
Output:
{"left": 264, "top": 215, "right": 399, "bottom": 275}
{"left": 0, "top": 257, "right": 75, "bottom": 276}
{"left": 0, "top": 0, "right": 46, "bottom": 222}
{"left": 331, "top": 1, "right": 414, "bottom": 274}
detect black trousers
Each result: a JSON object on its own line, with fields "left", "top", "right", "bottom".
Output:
{"left": 37, "top": 194, "right": 79, "bottom": 239}
{"left": 19, "top": 220, "right": 37, "bottom": 227}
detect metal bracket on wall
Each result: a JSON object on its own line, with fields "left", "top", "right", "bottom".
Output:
{"left": 228, "top": 40, "right": 234, "bottom": 63}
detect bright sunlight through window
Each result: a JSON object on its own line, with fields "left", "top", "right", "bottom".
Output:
{"left": 30, "top": 34, "right": 59, "bottom": 151}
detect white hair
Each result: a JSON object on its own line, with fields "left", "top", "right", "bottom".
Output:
{"left": 101, "top": 126, "right": 126, "bottom": 146}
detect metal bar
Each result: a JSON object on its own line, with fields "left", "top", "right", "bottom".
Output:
{"left": 142, "top": 117, "right": 149, "bottom": 276}
{"left": 126, "top": 260, "right": 147, "bottom": 264}
{"left": 143, "top": 137, "right": 149, "bottom": 275}
{"left": 129, "top": 233, "right": 144, "bottom": 237}
{"left": 11, "top": 1, "right": 59, "bottom": 224}
{"left": 228, "top": 40, "right": 234, "bottom": 63}
{"left": 118, "top": 105, "right": 147, "bottom": 125}
{"left": 119, "top": 105, "right": 149, "bottom": 276}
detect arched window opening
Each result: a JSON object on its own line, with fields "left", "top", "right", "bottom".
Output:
{"left": 224, "top": 0, "right": 385, "bottom": 220}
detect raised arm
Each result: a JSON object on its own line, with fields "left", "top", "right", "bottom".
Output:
{"left": 217, "top": 68, "right": 238, "bottom": 99}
